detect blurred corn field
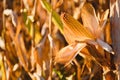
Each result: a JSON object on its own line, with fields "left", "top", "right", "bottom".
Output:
{"left": 0, "top": 0, "right": 120, "bottom": 80}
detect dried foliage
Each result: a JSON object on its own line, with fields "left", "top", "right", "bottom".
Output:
{"left": 0, "top": 0, "right": 120, "bottom": 80}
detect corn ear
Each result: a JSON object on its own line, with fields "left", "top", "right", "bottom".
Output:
{"left": 61, "top": 13, "right": 95, "bottom": 44}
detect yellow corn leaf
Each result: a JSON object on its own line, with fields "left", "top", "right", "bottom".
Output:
{"left": 40, "top": 0, "right": 63, "bottom": 33}
{"left": 81, "top": 3, "right": 99, "bottom": 38}
{"left": 55, "top": 43, "right": 86, "bottom": 65}
{"left": 35, "top": 30, "right": 42, "bottom": 45}
{"left": 61, "top": 13, "right": 95, "bottom": 44}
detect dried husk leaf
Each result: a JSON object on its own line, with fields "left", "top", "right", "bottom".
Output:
{"left": 81, "top": 3, "right": 99, "bottom": 38}
{"left": 55, "top": 43, "right": 86, "bottom": 64}
{"left": 32, "top": 32, "right": 49, "bottom": 67}
{"left": 6, "top": 20, "right": 28, "bottom": 71}
{"left": 97, "top": 39, "right": 113, "bottom": 54}
{"left": 61, "top": 13, "right": 94, "bottom": 44}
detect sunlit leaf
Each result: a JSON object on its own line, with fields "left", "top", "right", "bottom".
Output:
{"left": 40, "top": 0, "right": 52, "bottom": 12}
{"left": 61, "top": 13, "right": 95, "bottom": 44}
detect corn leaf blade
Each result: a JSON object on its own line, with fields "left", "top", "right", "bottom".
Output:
{"left": 40, "top": 0, "right": 63, "bottom": 33}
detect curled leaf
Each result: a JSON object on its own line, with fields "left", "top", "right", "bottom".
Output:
{"left": 97, "top": 39, "right": 114, "bottom": 54}
{"left": 55, "top": 43, "right": 86, "bottom": 65}
{"left": 61, "top": 13, "right": 95, "bottom": 44}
